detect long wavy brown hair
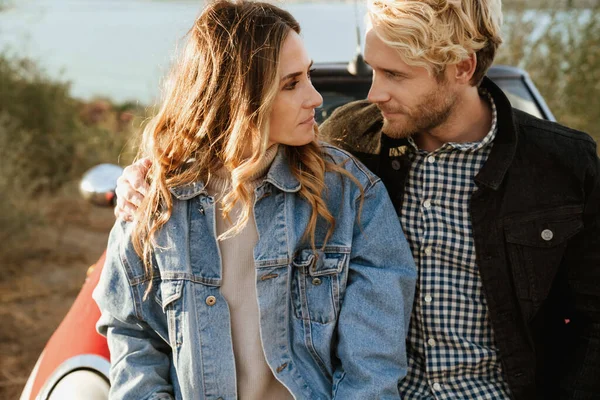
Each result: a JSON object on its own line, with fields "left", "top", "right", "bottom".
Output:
{"left": 132, "top": 0, "right": 362, "bottom": 287}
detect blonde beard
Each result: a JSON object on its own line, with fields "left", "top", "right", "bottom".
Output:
{"left": 379, "top": 89, "right": 457, "bottom": 139}
{"left": 382, "top": 118, "right": 416, "bottom": 139}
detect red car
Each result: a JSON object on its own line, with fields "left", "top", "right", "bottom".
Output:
{"left": 19, "top": 64, "right": 555, "bottom": 399}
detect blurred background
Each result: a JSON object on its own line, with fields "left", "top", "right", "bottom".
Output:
{"left": 0, "top": 0, "right": 598, "bottom": 398}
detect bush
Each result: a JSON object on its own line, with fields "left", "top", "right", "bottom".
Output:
{"left": 498, "top": 1, "right": 600, "bottom": 139}
{"left": 0, "top": 53, "right": 139, "bottom": 258}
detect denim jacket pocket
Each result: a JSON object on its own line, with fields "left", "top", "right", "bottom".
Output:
{"left": 504, "top": 206, "right": 583, "bottom": 317}
{"left": 291, "top": 249, "right": 347, "bottom": 324}
{"left": 157, "top": 280, "right": 184, "bottom": 349}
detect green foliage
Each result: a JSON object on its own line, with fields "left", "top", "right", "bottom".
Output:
{"left": 0, "top": 53, "right": 139, "bottom": 256}
{"left": 0, "top": 56, "right": 79, "bottom": 189}
{"left": 497, "top": 3, "right": 600, "bottom": 139}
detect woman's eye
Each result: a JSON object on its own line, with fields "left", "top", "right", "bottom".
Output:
{"left": 284, "top": 81, "right": 299, "bottom": 90}
{"left": 308, "top": 68, "right": 316, "bottom": 80}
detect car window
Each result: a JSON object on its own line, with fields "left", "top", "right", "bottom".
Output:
{"left": 314, "top": 82, "right": 372, "bottom": 124}
{"left": 316, "top": 92, "right": 361, "bottom": 124}
{"left": 491, "top": 78, "right": 544, "bottom": 119}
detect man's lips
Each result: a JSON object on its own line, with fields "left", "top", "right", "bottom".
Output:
{"left": 380, "top": 110, "right": 403, "bottom": 119}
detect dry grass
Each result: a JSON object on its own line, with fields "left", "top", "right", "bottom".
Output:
{"left": 0, "top": 182, "right": 116, "bottom": 399}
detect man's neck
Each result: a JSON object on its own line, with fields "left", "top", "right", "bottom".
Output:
{"left": 414, "top": 88, "right": 493, "bottom": 153}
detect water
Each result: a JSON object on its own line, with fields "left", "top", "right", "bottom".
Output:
{"left": 1, "top": 1, "right": 592, "bottom": 104}
{"left": 0, "top": 0, "right": 368, "bottom": 103}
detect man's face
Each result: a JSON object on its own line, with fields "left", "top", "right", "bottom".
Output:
{"left": 364, "top": 25, "right": 458, "bottom": 139}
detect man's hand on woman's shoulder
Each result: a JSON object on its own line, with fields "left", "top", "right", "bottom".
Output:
{"left": 114, "top": 158, "right": 151, "bottom": 221}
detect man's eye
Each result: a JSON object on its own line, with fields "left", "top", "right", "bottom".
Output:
{"left": 308, "top": 68, "right": 316, "bottom": 80}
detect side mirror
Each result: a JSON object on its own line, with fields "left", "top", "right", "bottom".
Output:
{"left": 79, "top": 164, "right": 124, "bottom": 207}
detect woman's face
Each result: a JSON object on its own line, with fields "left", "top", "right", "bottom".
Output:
{"left": 268, "top": 31, "right": 323, "bottom": 147}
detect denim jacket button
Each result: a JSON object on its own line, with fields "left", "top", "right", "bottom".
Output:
{"left": 312, "top": 277, "right": 322, "bottom": 286}
{"left": 541, "top": 229, "right": 554, "bottom": 241}
{"left": 206, "top": 295, "right": 217, "bottom": 306}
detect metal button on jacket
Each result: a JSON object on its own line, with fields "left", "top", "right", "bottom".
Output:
{"left": 205, "top": 295, "right": 217, "bottom": 306}
{"left": 541, "top": 229, "right": 554, "bottom": 241}
{"left": 391, "top": 160, "right": 402, "bottom": 170}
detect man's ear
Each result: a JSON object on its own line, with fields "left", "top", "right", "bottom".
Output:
{"left": 454, "top": 53, "right": 477, "bottom": 85}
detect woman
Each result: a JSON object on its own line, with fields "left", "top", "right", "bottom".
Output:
{"left": 93, "top": 1, "right": 416, "bottom": 399}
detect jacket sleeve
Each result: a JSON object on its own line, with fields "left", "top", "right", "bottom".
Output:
{"left": 561, "top": 148, "right": 600, "bottom": 398}
{"left": 93, "top": 220, "right": 175, "bottom": 400}
{"left": 332, "top": 179, "right": 417, "bottom": 399}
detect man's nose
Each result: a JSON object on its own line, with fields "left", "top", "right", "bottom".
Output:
{"left": 367, "top": 76, "right": 390, "bottom": 104}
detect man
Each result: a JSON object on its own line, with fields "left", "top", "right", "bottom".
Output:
{"left": 114, "top": 0, "right": 600, "bottom": 398}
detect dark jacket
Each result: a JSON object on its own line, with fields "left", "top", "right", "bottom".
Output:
{"left": 319, "top": 77, "right": 600, "bottom": 400}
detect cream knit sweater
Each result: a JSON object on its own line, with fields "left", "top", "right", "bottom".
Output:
{"left": 206, "top": 145, "right": 293, "bottom": 400}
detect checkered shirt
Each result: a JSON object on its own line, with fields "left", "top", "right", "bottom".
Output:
{"left": 397, "top": 92, "right": 513, "bottom": 399}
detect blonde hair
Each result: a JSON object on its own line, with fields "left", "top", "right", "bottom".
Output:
{"left": 367, "top": 0, "right": 503, "bottom": 85}
{"left": 132, "top": 0, "right": 362, "bottom": 288}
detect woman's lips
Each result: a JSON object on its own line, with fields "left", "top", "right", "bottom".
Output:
{"left": 300, "top": 114, "right": 315, "bottom": 125}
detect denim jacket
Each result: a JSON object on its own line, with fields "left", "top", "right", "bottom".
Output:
{"left": 93, "top": 144, "right": 417, "bottom": 400}
{"left": 320, "top": 77, "right": 600, "bottom": 400}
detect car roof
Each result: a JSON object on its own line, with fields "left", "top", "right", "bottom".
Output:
{"left": 311, "top": 61, "right": 528, "bottom": 80}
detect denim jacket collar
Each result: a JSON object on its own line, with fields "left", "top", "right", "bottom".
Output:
{"left": 169, "top": 145, "right": 301, "bottom": 200}
{"left": 170, "top": 180, "right": 208, "bottom": 200}
{"left": 263, "top": 145, "right": 301, "bottom": 193}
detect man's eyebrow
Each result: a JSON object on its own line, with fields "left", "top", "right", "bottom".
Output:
{"left": 364, "top": 60, "right": 408, "bottom": 77}
{"left": 281, "top": 60, "right": 314, "bottom": 81}
{"left": 383, "top": 68, "right": 409, "bottom": 77}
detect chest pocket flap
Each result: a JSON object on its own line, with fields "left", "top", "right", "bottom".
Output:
{"left": 505, "top": 208, "right": 583, "bottom": 248}
{"left": 293, "top": 249, "right": 347, "bottom": 276}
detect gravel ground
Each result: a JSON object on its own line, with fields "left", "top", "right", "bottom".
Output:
{"left": 0, "top": 196, "right": 114, "bottom": 399}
